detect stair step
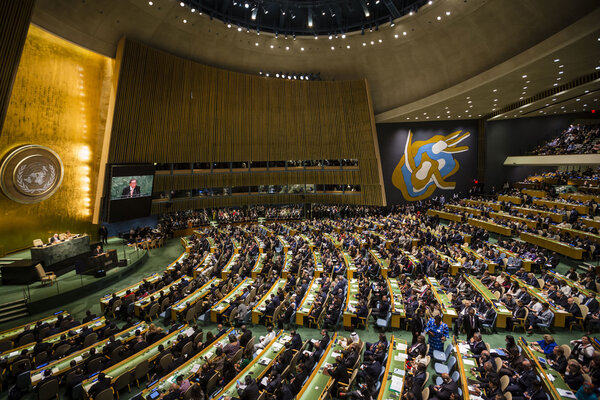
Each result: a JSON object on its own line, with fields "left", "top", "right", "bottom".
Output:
{"left": 0, "top": 312, "right": 29, "bottom": 324}
{"left": 0, "top": 299, "right": 27, "bottom": 308}
{"left": 0, "top": 303, "right": 27, "bottom": 313}
{"left": 0, "top": 307, "right": 28, "bottom": 318}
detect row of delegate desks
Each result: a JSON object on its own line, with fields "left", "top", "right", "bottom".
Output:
{"left": 520, "top": 337, "right": 576, "bottom": 400}
{"left": 370, "top": 249, "right": 389, "bottom": 278}
{"left": 581, "top": 217, "right": 600, "bottom": 230}
{"left": 220, "top": 253, "right": 241, "bottom": 279}
{"left": 252, "top": 279, "right": 287, "bottom": 324}
{"left": 213, "top": 331, "right": 288, "bottom": 399}
{"left": 342, "top": 279, "right": 360, "bottom": 329}
{"left": 251, "top": 253, "right": 267, "bottom": 278}
{"left": 533, "top": 198, "right": 589, "bottom": 215}
{"left": 560, "top": 192, "right": 600, "bottom": 203}
{"left": 462, "top": 198, "right": 503, "bottom": 211}
{"left": 141, "top": 328, "right": 233, "bottom": 399}
{"left": 210, "top": 278, "right": 255, "bottom": 322}
{"left": 281, "top": 250, "right": 294, "bottom": 279}
{"left": 489, "top": 211, "right": 538, "bottom": 230}
{"left": 297, "top": 333, "right": 340, "bottom": 400}
{"left": 31, "top": 322, "right": 148, "bottom": 385}
{"left": 467, "top": 217, "right": 513, "bottom": 236}
{"left": 0, "top": 311, "right": 68, "bottom": 343}
{"left": 296, "top": 277, "right": 318, "bottom": 326}
{"left": 512, "top": 206, "right": 564, "bottom": 223}
{"left": 424, "top": 245, "right": 461, "bottom": 275}
{"left": 464, "top": 275, "right": 511, "bottom": 328}
{"left": 0, "top": 317, "right": 106, "bottom": 366}
{"left": 100, "top": 273, "right": 162, "bottom": 312}
{"left": 461, "top": 244, "right": 499, "bottom": 274}
{"left": 425, "top": 277, "right": 458, "bottom": 326}
{"left": 193, "top": 253, "right": 214, "bottom": 278}
{"left": 549, "top": 224, "right": 600, "bottom": 244}
{"left": 456, "top": 339, "right": 478, "bottom": 400}
{"left": 492, "top": 244, "right": 534, "bottom": 272}
{"left": 498, "top": 194, "right": 522, "bottom": 204}
{"left": 519, "top": 232, "right": 584, "bottom": 260}
{"left": 387, "top": 278, "right": 406, "bottom": 329}
{"left": 343, "top": 251, "right": 357, "bottom": 279}
{"left": 506, "top": 274, "right": 570, "bottom": 327}
{"left": 546, "top": 270, "right": 600, "bottom": 302}
{"left": 376, "top": 337, "right": 408, "bottom": 400}
{"left": 313, "top": 249, "right": 324, "bottom": 277}
{"left": 82, "top": 325, "right": 194, "bottom": 396}
{"left": 426, "top": 209, "right": 464, "bottom": 222}
{"left": 170, "top": 277, "right": 220, "bottom": 321}
{"left": 446, "top": 204, "right": 482, "bottom": 216}
{"left": 324, "top": 233, "right": 342, "bottom": 249}
{"left": 134, "top": 277, "right": 184, "bottom": 317}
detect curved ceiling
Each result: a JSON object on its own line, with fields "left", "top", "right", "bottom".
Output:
{"left": 181, "top": 0, "right": 427, "bottom": 36}
{"left": 31, "top": 0, "right": 600, "bottom": 116}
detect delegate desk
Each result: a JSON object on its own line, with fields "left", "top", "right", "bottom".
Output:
{"left": 313, "top": 250, "right": 324, "bottom": 278}
{"left": 581, "top": 217, "right": 600, "bottom": 230}
{"left": 519, "top": 232, "right": 584, "bottom": 260}
{"left": 513, "top": 206, "right": 564, "bottom": 223}
{"left": 82, "top": 326, "right": 191, "bottom": 398}
{"left": 462, "top": 199, "right": 503, "bottom": 211}
{"left": 370, "top": 249, "right": 389, "bottom": 278}
{"left": 85, "top": 249, "right": 118, "bottom": 275}
{"left": 296, "top": 278, "right": 317, "bottom": 326}
{"left": 193, "top": 253, "right": 214, "bottom": 278}
{"left": 461, "top": 244, "right": 498, "bottom": 274}
{"left": 492, "top": 244, "right": 533, "bottom": 272}
{"left": 0, "top": 311, "right": 68, "bottom": 344}
{"left": 521, "top": 338, "right": 575, "bottom": 400}
{"left": 180, "top": 236, "right": 193, "bottom": 253}
{"left": 467, "top": 217, "right": 513, "bottom": 236}
{"left": 171, "top": 277, "right": 219, "bottom": 321}
{"left": 213, "top": 331, "right": 288, "bottom": 399}
{"left": 220, "top": 253, "right": 241, "bottom": 279}
{"left": 489, "top": 211, "right": 538, "bottom": 230}
{"left": 100, "top": 273, "right": 162, "bottom": 312}
{"left": 465, "top": 276, "right": 511, "bottom": 328}
{"left": 533, "top": 198, "right": 589, "bottom": 215}
{"left": 251, "top": 253, "right": 267, "bottom": 278}
{"left": 377, "top": 337, "right": 408, "bottom": 400}
{"left": 30, "top": 322, "right": 148, "bottom": 385}
{"left": 141, "top": 328, "right": 233, "bottom": 400}
{"left": 210, "top": 278, "right": 254, "bottom": 322}
{"left": 281, "top": 250, "right": 294, "bottom": 279}
{"left": 546, "top": 271, "right": 600, "bottom": 302}
{"left": 342, "top": 279, "right": 359, "bottom": 329}
{"left": 297, "top": 333, "right": 340, "bottom": 400}
{"left": 252, "top": 279, "right": 287, "bottom": 324}
{"left": 507, "top": 275, "right": 570, "bottom": 327}
{"left": 1, "top": 317, "right": 106, "bottom": 366}
{"left": 549, "top": 224, "right": 600, "bottom": 244}
{"left": 426, "top": 209, "right": 463, "bottom": 222}
{"left": 522, "top": 189, "right": 547, "bottom": 198}
{"left": 456, "top": 339, "right": 478, "bottom": 400}
{"left": 426, "top": 277, "right": 457, "bottom": 326}
{"left": 498, "top": 194, "right": 522, "bottom": 204}
{"left": 560, "top": 192, "right": 600, "bottom": 203}
{"left": 133, "top": 277, "right": 184, "bottom": 317}
{"left": 387, "top": 278, "right": 406, "bottom": 329}
{"left": 324, "top": 233, "right": 342, "bottom": 249}
{"left": 30, "top": 234, "right": 91, "bottom": 271}
{"left": 343, "top": 251, "right": 357, "bottom": 279}
{"left": 446, "top": 204, "right": 482, "bottom": 216}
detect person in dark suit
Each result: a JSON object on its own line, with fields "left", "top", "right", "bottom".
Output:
{"left": 429, "top": 372, "right": 459, "bottom": 400}
{"left": 469, "top": 333, "right": 487, "bottom": 356}
{"left": 290, "top": 330, "right": 302, "bottom": 350}
{"left": 88, "top": 372, "right": 111, "bottom": 398}
{"left": 65, "top": 366, "right": 85, "bottom": 399}
{"left": 506, "top": 360, "right": 537, "bottom": 395}
{"left": 462, "top": 308, "right": 481, "bottom": 340}
{"left": 121, "top": 179, "right": 141, "bottom": 198}
{"left": 410, "top": 363, "right": 428, "bottom": 398}
{"left": 49, "top": 234, "right": 61, "bottom": 244}
{"left": 34, "top": 369, "right": 59, "bottom": 394}
{"left": 82, "top": 310, "right": 97, "bottom": 324}
{"left": 131, "top": 335, "right": 148, "bottom": 353}
{"left": 411, "top": 309, "right": 427, "bottom": 345}
{"left": 583, "top": 294, "right": 599, "bottom": 314}
{"left": 239, "top": 326, "right": 252, "bottom": 348}
{"left": 506, "top": 300, "right": 527, "bottom": 331}
{"left": 547, "top": 346, "right": 567, "bottom": 374}
{"left": 236, "top": 375, "right": 260, "bottom": 400}
{"left": 92, "top": 245, "right": 104, "bottom": 256}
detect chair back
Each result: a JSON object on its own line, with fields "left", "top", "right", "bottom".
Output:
{"left": 33, "top": 239, "right": 44, "bottom": 247}
{"left": 147, "top": 303, "right": 160, "bottom": 319}
{"left": 231, "top": 348, "right": 243, "bottom": 364}
{"left": 159, "top": 354, "right": 174, "bottom": 371}
{"left": 421, "top": 387, "right": 430, "bottom": 400}
{"left": 450, "top": 370, "right": 460, "bottom": 382}
{"left": 579, "top": 304, "right": 588, "bottom": 319}
{"left": 185, "top": 308, "right": 195, "bottom": 323}
{"left": 54, "top": 344, "right": 71, "bottom": 358}
{"left": 560, "top": 344, "right": 571, "bottom": 358}
{"left": 423, "top": 372, "right": 430, "bottom": 388}
{"left": 95, "top": 388, "right": 114, "bottom": 400}
{"left": 38, "top": 378, "right": 59, "bottom": 400}
{"left": 112, "top": 372, "right": 131, "bottom": 392}
{"left": 447, "top": 356, "right": 457, "bottom": 372}
{"left": 182, "top": 341, "right": 193, "bottom": 357}
{"left": 133, "top": 359, "right": 149, "bottom": 381}
{"left": 87, "top": 357, "right": 104, "bottom": 373}
{"left": 35, "top": 264, "right": 47, "bottom": 279}
{"left": 205, "top": 372, "right": 219, "bottom": 395}
{"left": 500, "top": 375, "right": 510, "bottom": 391}
{"left": 83, "top": 332, "right": 98, "bottom": 348}
{"left": 494, "top": 357, "right": 502, "bottom": 372}
{"left": 18, "top": 332, "right": 35, "bottom": 346}
{"left": 35, "top": 351, "right": 49, "bottom": 367}
{"left": 0, "top": 340, "right": 12, "bottom": 353}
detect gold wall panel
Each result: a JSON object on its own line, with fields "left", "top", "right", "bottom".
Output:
{"left": 0, "top": 0, "right": 35, "bottom": 135}
{"left": 109, "top": 39, "right": 383, "bottom": 207}
{"left": 0, "top": 25, "right": 113, "bottom": 254}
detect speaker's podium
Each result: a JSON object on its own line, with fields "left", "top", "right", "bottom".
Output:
{"left": 81, "top": 250, "right": 118, "bottom": 277}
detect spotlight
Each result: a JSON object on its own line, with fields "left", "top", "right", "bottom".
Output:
{"left": 251, "top": 7, "right": 258, "bottom": 20}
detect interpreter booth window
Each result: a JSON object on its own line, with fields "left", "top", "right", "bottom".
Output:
{"left": 212, "top": 162, "right": 230, "bottom": 173}
{"left": 231, "top": 186, "right": 249, "bottom": 196}
{"left": 231, "top": 162, "right": 248, "bottom": 171}
{"left": 193, "top": 162, "right": 211, "bottom": 173}
{"left": 249, "top": 161, "right": 268, "bottom": 171}
{"left": 268, "top": 161, "right": 286, "bottom": 171}
{"left": 287, "top": 160, "right": 304, "bottom": 170}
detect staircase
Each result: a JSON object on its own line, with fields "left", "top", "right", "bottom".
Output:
{"left": 0, "top": 299, "right": 29, "bottom": 324}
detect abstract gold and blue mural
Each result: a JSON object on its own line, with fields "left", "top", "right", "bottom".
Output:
{"left": 377, "top": 121, "right": 478, "bottom": 204}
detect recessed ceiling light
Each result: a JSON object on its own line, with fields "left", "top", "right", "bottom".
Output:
{"left": 227, "top": 23, "right": 232, "bottom": 28}
{"left": 519, "top": 97, "right": 523, "bottom": 100}
{"left": 301, "top": 47, "right": 304, "bottom": 51}
{"left": 493, "top": 99, "right": 498, "bottom": 102}
{"left": 556, "top": 78, "right": 561, "bottom": 80}
{"left": 255, "top": 42, "right": 258, "bottom": 46}
{"left": 237, "top": 27, "right": 242, "bottom": 31}
{"left": 370, "top": 41, "right": 374, "bottom": 45}
{"left": 576, "top": 98, "right": 580, "bottom": 101}
{"left": 554, "top": 58, "right": 560, "bottom": 62}
{"left": 394, "top": 34, "right": 399, "bottom": 38}
{"left": 559, "top": 65, "right": 563, "bottom": 68}
{"left": 148, "top": 1, "right": 153, "bottom": 5}
{"left": 522, "top": 74, "right": 527, "bottom": 78}
{"left": 553, "top": 83, "right": 558, "bottom": 86}
{"left": 559, "top": 71, "right": 563, "bottom": 74}
{"left": 378, "top": 39, "right": 382, "bottom": 43}
{"left": 446, "top": 11, "right": 451, "bottom": 15}
{"left": 183, "top": 19, "right": 187, "bottom": 23}
{"left": 523, "top": 86, "right": 527, "bottom": 89}
{"left": 331, "top": 46, "right": 334, "bottom": 50}
{"left": 526, "top": 80, "right": 530, "bottom": 84}
{"left": 270, "top": 44, "right": 274, "bottom": 48}
{"left": 342, "top": 34, "right": 346, "bottom": 39}
{"left": 285, "top": 46, "right": 289, "bottom": 50}
{"left": 403, "top": 31, "right": 407, "bottom": 36}
{"left": 585, "top": 90, "right": 589, "bottom": 93}
{"left": 493, "top": 89, "right": 497, "bottom": 92}
{"left": 180, "top": 1, "right": 184, "bottom": 6}
{"left": 346, "top": 45, "right": 350, "bottom": 49}
{"left": 437, "top": 16, "right": 441, "bottom": 20}
{"left": 468, "top": 100, "right": 472, "bottom": 103}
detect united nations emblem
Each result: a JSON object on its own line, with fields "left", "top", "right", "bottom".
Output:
{"left": 392, "top": 130, "right": 470, "bottom": 201}
{"left": 0, "top": 145, "right": 64, "bottom": 203}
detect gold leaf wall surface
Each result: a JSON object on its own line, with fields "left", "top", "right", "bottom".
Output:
{"left": 0, "top": 25, "right": 113, "bottom": 254}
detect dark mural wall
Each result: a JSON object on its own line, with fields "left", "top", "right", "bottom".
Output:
{"left": 377, "top": 121, "right": 478, "bottom": 205}
{"left": 483, "top": 114, "right": 586, "bottom": 192}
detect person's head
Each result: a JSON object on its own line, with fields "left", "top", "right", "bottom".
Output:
{"left": 543, "top": 334, "right": 555, "bottom": 344}
{"left": 229, "top": 334, "right": 237, "bottom": 343}
{"left": 176, "top": 375, "right": 183, "bottom": 384}
{"left": 581, "top": 335, "right": 591, "bottom": 345}
{"left": 505, "top": 335, "right": 515, "bottom": 347}
{"left": 244, "top": 375, "right": 252, "bottom": 385}
{"left": 581, "top": 382, "right": 595, "bottom": 394}
{"left": 567, "top": 297, "right": 574, "bottom": 306}
{"left": 553, "top": 346, "right": 564, "bottom": 357}
{"left": 484, "top": 361, "right": 494, "bottom": 372}
{"left": 567, "top": 360, "right": 581, "bottom": 374}
{"left": 468, "top": 308, "right": 476, "bottom": 316}
{"left": 542, "top": 303, "right": 549, "bottom": 310}
{"left": 521, "top": 360, "right": 531, "bottom": 370}
{"left": 473, "top": 333, "right": 482, "bottom": 342}
{"left": 98, "top": 372, "right": 106, "bottom": 382}
{"left": 129, "top": 179, "right": 137, "bottom": 188}
{"left": 417, "top": 335, "right": 425, "bottom": 344}
{"left": 416, "top": 363, "right": 426, "bottom": 372}
{"left": 434, "top": 315, "right": 442, "bottom": 325}
{"left": 321, "top": 329, "right": 327, "bottom": 337}
{"left": 440, "top": 373, "right": 450, "bottom": 382}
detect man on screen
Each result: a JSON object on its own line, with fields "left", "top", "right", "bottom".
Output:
{"left": 121, "top": 179, "right": 141, "bottom": 198}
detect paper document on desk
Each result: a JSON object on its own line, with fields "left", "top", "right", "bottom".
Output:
{"left": 396, "top": 343, "right": 407, "bottom": 351}
{"left": 463, "top": 359, "right": 475, "bottom": 366}
{"left": 393, "top": 368, "right": 405, "bottom": 376}
{"left": 184, "top": 328, "right": 195, "bottom": 337}
{"left": 390, "top": 376, "right": 403, "bottom": 392}
{"left": 190, "top": 363, "right": 200, "bottom": 373}
{"left": 556, "top": 388, "right": 576, "bottom": 398}
{"left": 331, "top": 352, "right": 341, "bottom": 358}
{"left": 458, "top": 344, "right": 470, "bottom": 354}
{"left": 394, "top": 353, "right": 407, "bottom": 362}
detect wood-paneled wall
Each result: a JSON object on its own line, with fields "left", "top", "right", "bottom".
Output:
{"left": 0, "top": 0, "right": 35, "bottom": 134}
{"left": 108, "top": 39, "right": 383, "bottom": 207}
